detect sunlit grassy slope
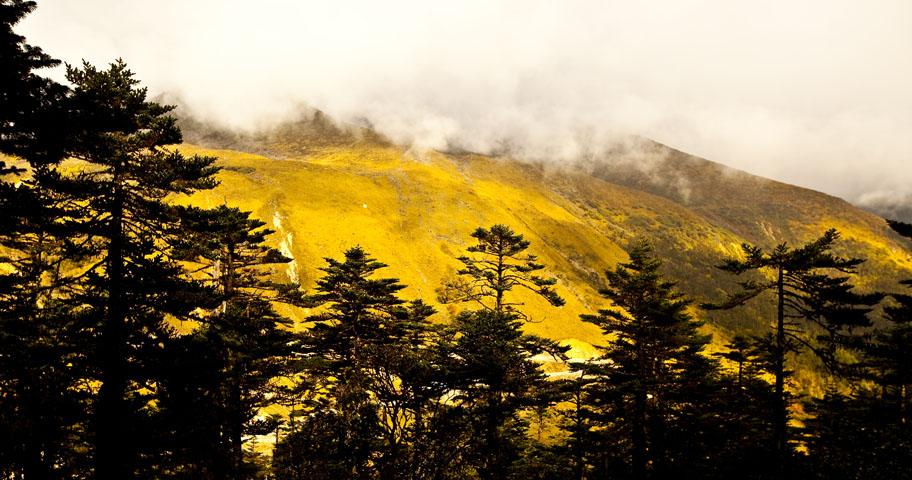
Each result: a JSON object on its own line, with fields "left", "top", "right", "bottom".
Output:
{"left": 176, "top": 113, "right": 912, "bottom": 365}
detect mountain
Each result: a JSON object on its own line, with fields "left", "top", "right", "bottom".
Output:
{"left": 175, "top": 110, "right": 912, "bottom": 389}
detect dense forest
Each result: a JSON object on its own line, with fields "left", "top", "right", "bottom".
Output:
{"left": 2, "top": 1, "right": 912, "bottom": 478}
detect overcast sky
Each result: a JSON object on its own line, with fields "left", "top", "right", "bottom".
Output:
{"left": 18, "top": 0, "right": 912, "bottom": 214}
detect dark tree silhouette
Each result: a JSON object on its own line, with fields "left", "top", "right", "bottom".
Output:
{"left": 279, "top": 247, "right": 442, "bottom": 479}
{"left": 581, "top": 240, "right": 718, "bottom": 479}
{"left": 162, "top": 205, "right": 295, "bottom": 477}
{"left": 434, "top": 225, "right": 568, "bottom": 479}
{"left": 439, "top": 309, "right": 565, "bottom": 479}
{"left": 0, "top": 2, "right": 89, "bottom": 476}
{"left": 439, "top": 224, "right": 564, "bottom": 317}
{"left": 0, "top": 0, "right": 69, "bottom": 169}
{"left": 702, "top": 229, "right": 880, "bottom": 473}
{"left": 59, "top": 60, "right": 220, "bottom": 477}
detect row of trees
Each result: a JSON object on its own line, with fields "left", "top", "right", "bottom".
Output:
{"left": 0, "top": 4, "right": 572, "bottom": 477}
{"left": 2, "top": 1, "right": 912, "bottom": 478}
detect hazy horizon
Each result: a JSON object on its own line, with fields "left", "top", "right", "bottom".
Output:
{"left": 17, "top": 0, "right": 912, "bottom": 220}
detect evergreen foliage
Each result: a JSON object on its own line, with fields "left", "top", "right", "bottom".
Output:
{"left": 4, "top": 5, "right": 912, "bottom": 476}
{"left": 439, "top": 309, "right": 564, "bottom": 479}
{"left": 439, "top": 224, "right": 565, "bottom": 316}
{"left": 0, "top": 0, "right": 68, "bottom": 169}
{"left": 161, "top": 205, "right": 296, "bottom": 477}
{"left": 433, "top": 224, "right": 568, "bottom": 479}
{"left": 59, "top": 60, "right": 220, "bottom": 476}
{"left": 580, "top": 240, "right": 719, "bottom": 479}
{"left": 0, "top": 2, "right": 88, "bottom": 476}
{"left": 277, "top": 247, "right": 444, "bottom": 479}
{"left": 702, "top": 228, "right": 881, "bottom": 472}
{"left": 710, "top": 335, "right": 780, "bottom": 478}
{"left": 861, "top": 282, "right": 912, "bottom": 421}
{"left": 798, "top": 221, "right": 912, "bottom": 479}
{"left": 802, "top": 389, "right": 912, "bottom": 480}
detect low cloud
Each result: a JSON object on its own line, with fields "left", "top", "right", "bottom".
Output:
{"left": 856, "top": 191, "right": 912, "bottom": 223}
{"left": 18, "top": 0, "right": 912, "bottom": 212}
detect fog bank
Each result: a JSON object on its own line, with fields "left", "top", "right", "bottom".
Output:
{"left": 18, "top": 0, "right": 912, "bottom": 219}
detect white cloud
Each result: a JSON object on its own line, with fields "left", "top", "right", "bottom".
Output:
{"left": 18, "top": 0, "right": 912, "bottom": 211}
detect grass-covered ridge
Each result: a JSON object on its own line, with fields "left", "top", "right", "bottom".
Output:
{"left": 175, "top": 115, "right": 912, "bottom": 364}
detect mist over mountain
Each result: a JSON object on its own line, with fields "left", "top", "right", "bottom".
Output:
{"left": 168, "top": 97, "right": 912, "bottom": 226}
{"left": 21, "top": 0, "right": 912, "bottom": 222}
{"left": 856, "top": 191, "right": 912, "bottom": 224}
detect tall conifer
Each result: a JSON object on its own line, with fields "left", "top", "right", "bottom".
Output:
{"left": 703, "top": 229, "right": 880, "bottom": 473}
{"left": 162, "top": 205, "right": 295, "bottom": 477}
{"left": 438, "top": 224, "right": 567, "bottom": 479}
{"left": 581, "top": 240, "right": 717, "bottom": 479}
{"left": 439, "top": 224, "right": 564, "bottom": 316}
{"left": 56, "top": 60, "right": 220, "bottom": 477}
{"left": 279, "top": 247, "right": 436, "bottom": 479}
{"left": 0, "top": 2, "right": 88, "bottom": 476}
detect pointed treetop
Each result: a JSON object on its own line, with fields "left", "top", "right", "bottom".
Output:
{"left": 441, "top": 224, "right": 565, "bottom": 317}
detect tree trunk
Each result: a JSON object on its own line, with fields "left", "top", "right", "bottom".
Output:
{"left": 901, "top": 384, "right": 907, "bottom": 425}
{"left": 495, "top": 253, "right": 505, "bottom": 312}
{"left": 737, "top": 359, "right": 743, "bottom": 391}
{"left": 774, "top": 265, "right": 787, "bottom": 473}
{"left": 232, "top": 380, "right": 244, "bottom": 477}
{"left": 573, "top": 387, "right": 585, "bottom": 480}
{"left": 633, "top": 341, "right": 647, "bottom": 480}
{"left": 96, "top": 174, "right": 128, "bottom": 479}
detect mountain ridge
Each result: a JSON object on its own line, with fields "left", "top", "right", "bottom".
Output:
{"left": 170, "top": 109, "right": 912, "bottom": 397}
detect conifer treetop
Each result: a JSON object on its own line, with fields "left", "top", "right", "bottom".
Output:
{"left": 440, "top": 224, "right": 565, "bottom": 317}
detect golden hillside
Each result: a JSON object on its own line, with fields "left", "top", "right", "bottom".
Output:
{"left": 176, "top": 112, "right": 912, "bottom": 363}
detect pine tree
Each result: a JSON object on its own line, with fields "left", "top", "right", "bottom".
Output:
{"left": 0, "top": 162, "right": 90, "bottom": 478}
{"left": 0, "top": 2, "right": 90, "bottom": 476}
{"left": 0, "top": 0, "right": 69, "bottom": 170}
{"left": 708, "top": 335, "right": 780, "bottom": 478}
{"left": 799, "top": 220, "right": 912, "bottom": 479}
{"left": 160, "top": 205, "right": 295, "bottom": 477}
{"left": 550, "top": 374, "right": 598, "bottom": 480}
{"left": 581, "top": 240, "right": 718, "bottom": 479}
{"left": 436, "top": 309, "right": 561, "bottom": 479}
{"left": 439, "top": 224, "right": 564, "bottom": 317}
{"left": 702, "top": 229, "right": 880, "bottom": 473}
{"left": 436, "top": 224, "right": 567, "bottom": 479}
{"left": 306, "top": 246, "right": 406, "bottom": 369}
{"left": 872, "top": 219, "right": 912, "bottom": 419}
{"left": 870, "top": 220, "right": 912, "bottom": 422}
{"left": 802, "top": 387, "right": 912, "bottom": 480}
{"left": 54, "top": 60, "right": 220, "bottom": 477}
{"left": 366, "top": 299, "right": 455, "bottom": 479}
{"left": 278, "top": 247, "right": 439, "bottom": 479}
